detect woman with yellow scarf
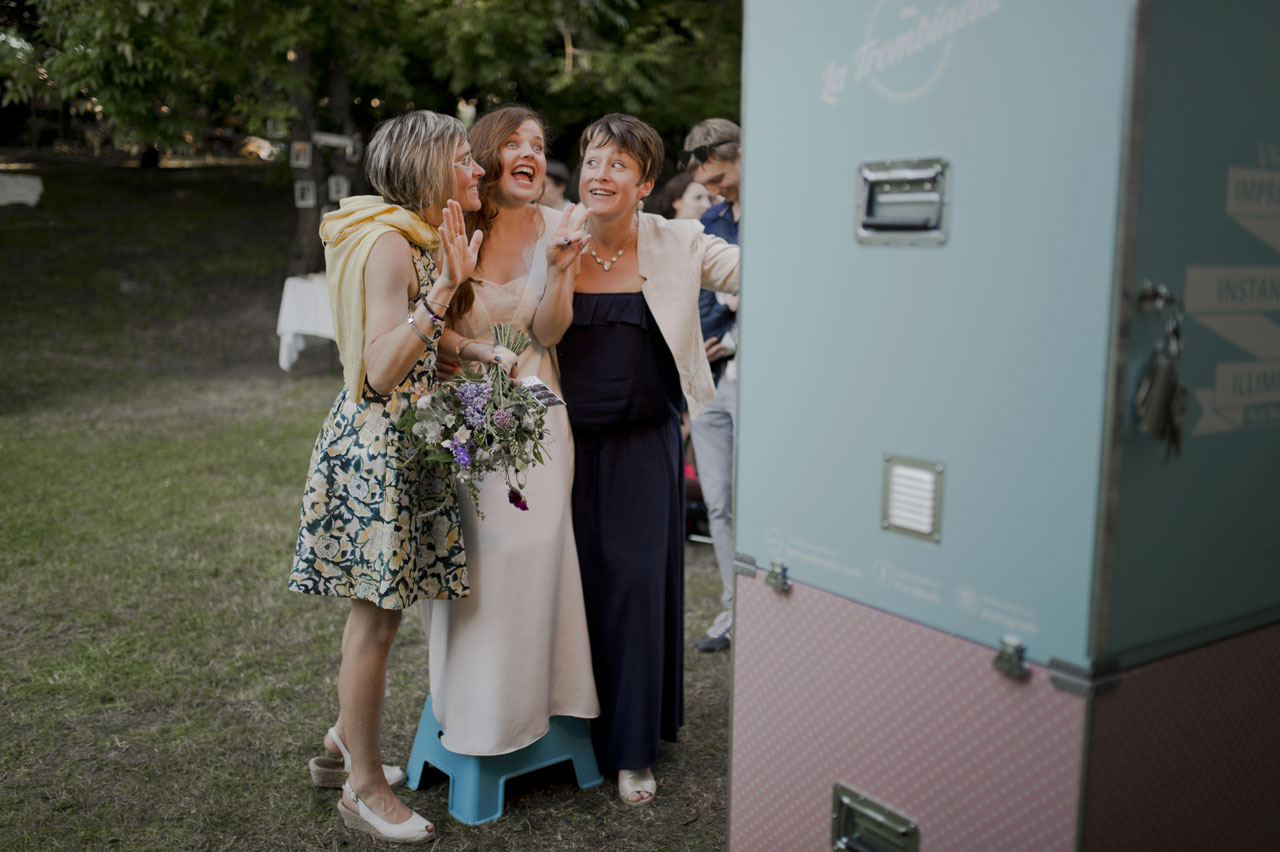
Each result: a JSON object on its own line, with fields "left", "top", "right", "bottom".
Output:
{"left": 288, "top": 110, "right": 506, "bottom": 844}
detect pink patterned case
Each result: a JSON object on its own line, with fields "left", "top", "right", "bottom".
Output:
{"left": 730, "top": 573, "right": 1085, "bottom": 852}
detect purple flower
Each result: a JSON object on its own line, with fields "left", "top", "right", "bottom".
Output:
{"left": 452, "top": 441, "right": 473, "bottom": 468}
{"left": 453, "top": 380, "right": 492, "bottom": 428}
{"left": 454, "top": 380, "right": 492, "bottom": 408}
{"left": 507, "top": 488, "right": 529, "bottom": 511}
{"left": 493, "top": 408, "right": 515, "bottom": 429}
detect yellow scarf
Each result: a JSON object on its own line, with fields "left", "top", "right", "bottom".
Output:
{"left": 319, "top": 196, "right": 441, "bottom": 396}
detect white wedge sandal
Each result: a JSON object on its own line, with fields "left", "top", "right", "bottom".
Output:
{"left": 337, "top": 781, "right": 435, "bottom": 844}
{"left": 308, "top": 726, "right": 407, "bottom": 789}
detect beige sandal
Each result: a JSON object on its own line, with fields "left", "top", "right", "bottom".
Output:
{"left": 309, "top": 726, "right": 407, "bottom": 789}
{"left": 618, "top": 769, "right": 656, "bottom": 806}
{"left": 338, "top": 781, "right": 435, "bottom": 844}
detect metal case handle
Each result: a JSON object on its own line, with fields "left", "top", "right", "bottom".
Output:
{"left": 832, "top": 784, "right": 920, "bottom": 852}
{"left": 855, "top": 158, "right": 949, "bottom": 246}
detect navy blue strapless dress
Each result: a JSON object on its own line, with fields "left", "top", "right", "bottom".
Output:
{"left": 557, "top": 291, "right": 685, "bottom": 773}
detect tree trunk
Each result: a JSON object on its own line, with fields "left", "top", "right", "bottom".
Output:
{"left": 285, "top": 42, "right": 324, "bottom": 277}
{"left": 58, "top": 100, "right": 71, "bottom": 147}
{"left": 327, "top": 30, "right": 353, "bottom": 209}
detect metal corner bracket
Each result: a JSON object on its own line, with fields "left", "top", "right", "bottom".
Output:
{"left": 1048, "top": 658, "right": 1120, "bottom": 697}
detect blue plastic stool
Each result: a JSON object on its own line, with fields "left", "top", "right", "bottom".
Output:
{"left": 405, "top": 695, "right": 603, "bottom": 825}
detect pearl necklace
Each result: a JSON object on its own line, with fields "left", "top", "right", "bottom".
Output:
{"left": 588, "top": 217, "right": 636, "bottom": 272}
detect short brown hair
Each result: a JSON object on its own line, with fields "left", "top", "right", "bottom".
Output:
{"left": 365, "top": 110, "right": 465, "bottom": 215}
{"left": 681, "top": 118, "right": 740, "bottom": 173}
{"left": 579, "top": 113, "right": 663, "bottom": 185}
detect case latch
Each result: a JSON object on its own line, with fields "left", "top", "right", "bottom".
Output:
{"left": 765, "top": 561, "right": 791, "bottom": 593}
{"left": 992, "top": 635, "right": 1031, "bottom": 681}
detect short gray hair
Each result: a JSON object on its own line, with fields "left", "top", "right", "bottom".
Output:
{"left": 365, "top": 110, "right": 465, "bottom": 215}
{"left": 681, "top": 118, "right": 741, "bottom": 172}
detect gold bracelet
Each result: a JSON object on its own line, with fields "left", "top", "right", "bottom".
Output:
{"left": 454, "top": 337, "right": 473, "bottom": 360}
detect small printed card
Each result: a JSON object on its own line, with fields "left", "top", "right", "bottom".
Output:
{"left": 518, "top": 376, "right": 566, "bottom": 408}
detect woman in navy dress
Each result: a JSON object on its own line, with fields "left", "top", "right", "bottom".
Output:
{"left": 533, "top": 114, "right": 740, "bottom": 805}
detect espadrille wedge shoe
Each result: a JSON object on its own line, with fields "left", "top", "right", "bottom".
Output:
{"left": 308, "top": 726, "right": 407, "bottom": 789}
{"left": 337, "top": 781, "right": 434, "bottom": 844}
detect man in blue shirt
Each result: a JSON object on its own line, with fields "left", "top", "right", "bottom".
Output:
{"left": 680, "top": 118, "right": 742, "bottom": 652}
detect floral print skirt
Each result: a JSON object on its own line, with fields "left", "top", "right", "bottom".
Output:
{"left": 289, "top": 359, "right": 468, "bottom": 609}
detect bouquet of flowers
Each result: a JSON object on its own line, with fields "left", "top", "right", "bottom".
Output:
{"left": 397, "top": 323, "right": 550, "bottom": 516}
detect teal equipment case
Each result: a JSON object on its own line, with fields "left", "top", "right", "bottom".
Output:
{"left": 729, "top": 1, "right": 1280, "bottom": 849}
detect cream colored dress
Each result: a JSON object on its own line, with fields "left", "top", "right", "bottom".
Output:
{"left": 423, "top": 206, "right": 599, "bottom": 755}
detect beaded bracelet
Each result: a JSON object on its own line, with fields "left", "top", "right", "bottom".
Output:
{"left": 417, "top": 295, "right": 448, "bottom": 324}
{"left": 408, "top": 289, "right": 443, "bottom": 321}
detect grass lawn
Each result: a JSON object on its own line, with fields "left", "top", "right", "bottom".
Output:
{"left": 0, "top": 161, "right": 731, "bottom": 851}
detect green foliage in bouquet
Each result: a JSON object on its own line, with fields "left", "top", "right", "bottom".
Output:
{"left": 396, "top": 323, "right": 550, "bottom": 517}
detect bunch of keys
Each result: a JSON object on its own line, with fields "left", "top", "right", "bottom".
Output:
{"left": 1132, "top": 283, "right": 1188, "bottom": 461}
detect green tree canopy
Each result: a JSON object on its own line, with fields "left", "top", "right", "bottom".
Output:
{"left": 2, "top": 0, "right": 741, "bottom": 271}
{"left": 4, "top": 0, "right": 739, "bottom": 156}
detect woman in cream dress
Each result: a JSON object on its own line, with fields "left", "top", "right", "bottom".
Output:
{"left": 423, "top": 105, "right": 599, "bottom": 755}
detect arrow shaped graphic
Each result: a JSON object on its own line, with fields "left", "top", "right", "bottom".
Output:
{"left": 1182, "top": 167, "right": 1280, "bottom": 435}
{"left": 1226, "top": 167, "right": 1280, "bottom": 255}
{"left": 1193, "top": 313, "right": 1280, "bottom": 359}
{"left": 1232, "top": 217, "right": 1280, "bottom": 256}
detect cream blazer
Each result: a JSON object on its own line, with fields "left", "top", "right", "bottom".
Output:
{"left": 634, "top": 212, "right": 740, "bottom": 419}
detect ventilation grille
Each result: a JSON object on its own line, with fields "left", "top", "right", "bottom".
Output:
{"left": 882, "top": 456, "right": 943, "bottom": 542}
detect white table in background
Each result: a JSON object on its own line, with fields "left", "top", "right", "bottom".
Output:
{"left": 0, "top": 174, "right": 43, "bottom": 206}
{"left": 276, "top": 273, "right": 336, "bottom": 371}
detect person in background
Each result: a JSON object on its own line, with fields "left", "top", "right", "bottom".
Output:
{"left": 289, "top": 110, "right": 485, "bottom": 844}
{"left": 533, "top": 113, "right": 740, "bottom": 806}
{"left": 542, "top": 158, "right": 571, "bottom": 210}
{"left": 680, "top": 117, "right": 742, "bottom": 653}
{"left": 646, "top": 171, "right": 712, "bottom": 221}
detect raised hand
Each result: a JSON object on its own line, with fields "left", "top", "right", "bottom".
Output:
{"left": 547, "top": 203, "right": 590, "bottom": 272}
{"left": 531, "top": 204, "right": 588, "bottom": 345}
{"left": 439, "top": 198, "right": 484, "bottom": 287}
